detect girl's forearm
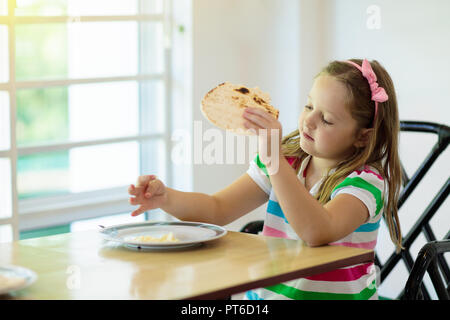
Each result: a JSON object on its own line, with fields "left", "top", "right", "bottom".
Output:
{"left": 269, "top": 157, "right": 332, "bottom": 245}
{"left": 160, "top": 188, "right": 220, "bottom": 224}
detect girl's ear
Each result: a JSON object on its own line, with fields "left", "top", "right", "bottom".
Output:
{"left": 354, "top": 128, "right": 373, "bottom": 148}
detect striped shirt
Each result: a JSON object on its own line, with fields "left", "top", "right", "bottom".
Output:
{"left": 244, "top": 154, "right": 384, "bottom": 300}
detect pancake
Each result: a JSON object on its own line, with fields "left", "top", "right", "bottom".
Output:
{"left": 201, "top": 82, "right": 279, "bottom": 135}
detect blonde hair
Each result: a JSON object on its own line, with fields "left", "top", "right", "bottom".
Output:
{"left": 282, "top": 59, "right": 403, "bottom": 253}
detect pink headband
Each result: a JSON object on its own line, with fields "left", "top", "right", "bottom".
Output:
{"left": 345, "top": 59, "right": 388, "bottom": 126}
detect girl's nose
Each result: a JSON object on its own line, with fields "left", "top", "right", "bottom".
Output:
{"left": 304, "top": 112, "right": 316, "bottom": 130}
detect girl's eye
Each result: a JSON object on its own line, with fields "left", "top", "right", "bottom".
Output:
{"left": 322, "top": 116, "right": 333, "bottom": 125}
{"left": 304, "top": 105, "right": 333, "bottom": 125}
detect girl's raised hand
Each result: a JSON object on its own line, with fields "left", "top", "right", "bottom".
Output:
{"left": 128, "top": 175, "right": 168, "bottom": 216}
{"left": 243, "top": 106, "right": 283, "bottom": 173}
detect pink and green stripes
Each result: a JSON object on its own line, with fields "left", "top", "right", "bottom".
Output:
{"left": 264, "top": 280, "right": 377, "bottom": 300}
{"left": 255, "top": 154, "right": 270, "bottom": 179}
{"left": 304, "top": 263, "right": 374, "bottom": 282}
{"left": 254, "top": 154, "right": 300, "bottom": 179}
{"left": 333, "top": 176, "right": 384, "bottom": 216}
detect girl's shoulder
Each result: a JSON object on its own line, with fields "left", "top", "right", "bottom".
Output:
{"left": 351, "top": 164, "right": 384, "bottom": 182}
{"left": 332, "top": 164, "right": 386, "bottom": 218}
{"left": 334, "top": 164, "right": 385, "bottom": 194}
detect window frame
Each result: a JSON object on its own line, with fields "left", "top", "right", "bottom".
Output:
{"left": 0, "top": 0, "right": 176, "bottom": 240}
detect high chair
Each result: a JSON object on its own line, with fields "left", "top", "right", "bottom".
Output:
{"left": 240, "top": 121, "right": 450, "bottom": 300}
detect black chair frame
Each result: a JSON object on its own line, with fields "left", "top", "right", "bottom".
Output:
{"left": 404, "top": 239, "right": 450, "bottom": 300}
{"left": 240, "top": 121, "right": 450, "bottom": 300}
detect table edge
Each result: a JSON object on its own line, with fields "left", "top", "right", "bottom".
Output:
{"left": 185, "top": 250, "right": 375, "bottom": 300}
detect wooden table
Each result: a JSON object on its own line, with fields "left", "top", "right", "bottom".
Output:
{"left": 0, "top": 230, "right": 374, "bottom": 300}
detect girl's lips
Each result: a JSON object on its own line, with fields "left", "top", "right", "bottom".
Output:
{"left": 302, "top": 132, "right": 314, "bottom": 141}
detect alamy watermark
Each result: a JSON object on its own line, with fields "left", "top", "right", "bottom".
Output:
{"left": 366, "top": 264, "right": 381, "bottom": 290}
{"left": 171, "top": 121, "right": 281, "bottom": 173}
{"left": 66, "top": 265, "right": 81, "bottom": 290}
{"left": 366, "top": 5, "right": 381, "bottom": 30}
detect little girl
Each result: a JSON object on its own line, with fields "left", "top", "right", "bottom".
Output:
{"left": 128, "top": 58, "right": 403, "bottom": 300}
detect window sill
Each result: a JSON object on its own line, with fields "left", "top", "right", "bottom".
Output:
{"left": 19, "top": 186, "right": 133, "bottom": 231}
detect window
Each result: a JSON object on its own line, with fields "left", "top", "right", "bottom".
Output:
{"left": 0, "top": 0, "right": 189, "bottom": 241}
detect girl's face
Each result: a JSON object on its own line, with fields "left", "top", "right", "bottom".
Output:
{"left": 298, "top": 75, "right": 361, "bottom": 163}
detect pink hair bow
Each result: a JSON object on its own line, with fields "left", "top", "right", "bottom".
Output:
{"left": 345, "top": 59, "right": 388, "bottom": 126}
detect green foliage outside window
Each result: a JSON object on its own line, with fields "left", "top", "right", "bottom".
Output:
{"left": 15, "top": 3, "right": 70, "bottom": 199}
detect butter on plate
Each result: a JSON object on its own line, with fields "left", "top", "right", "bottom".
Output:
{"left": 131, "top": 232, "right": 180, "bottom": 243}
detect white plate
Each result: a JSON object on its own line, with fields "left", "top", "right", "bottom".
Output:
{"left": 99, "top": 221, "right": 227, "bottom": 251}
{"left": 0, "top": 265, "right": 37, "bottom": 295}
